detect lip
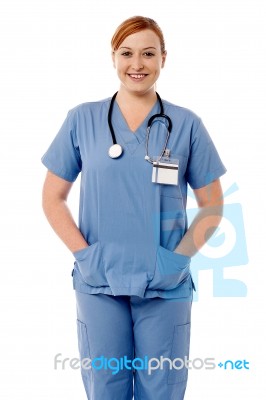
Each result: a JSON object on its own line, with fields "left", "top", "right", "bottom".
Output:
{"left": 127, "top": 73, "right": 148, "bottom": 82}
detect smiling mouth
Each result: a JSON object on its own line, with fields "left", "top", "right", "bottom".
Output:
{"left": 128, "top": 74, "right": 148, "bottom": 80}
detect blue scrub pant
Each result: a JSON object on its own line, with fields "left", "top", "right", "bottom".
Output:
{"left": 75, "top": 291, "right": 192, "bottom": 400}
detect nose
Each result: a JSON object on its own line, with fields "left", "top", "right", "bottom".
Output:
{"left": 132, "top": 55, "right": 144, "bottom": 70}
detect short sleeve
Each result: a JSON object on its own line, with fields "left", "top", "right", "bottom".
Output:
{"left": 185, "top": 119, "right": 226, "bottom": 189}
{"left": 41, "top": 108, "right": 82, "bottom": 182}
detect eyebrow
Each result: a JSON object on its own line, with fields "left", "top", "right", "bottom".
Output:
{"left": 119, "top": 46, "right": 157, "bottom": 50}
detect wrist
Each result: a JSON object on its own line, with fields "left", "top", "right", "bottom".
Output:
{"left": 72, "top": 243, "right": 90, "bottom": 255}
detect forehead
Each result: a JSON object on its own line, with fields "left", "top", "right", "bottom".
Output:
{"left": 119, "top": 29, "right": 161, "bottom": 49}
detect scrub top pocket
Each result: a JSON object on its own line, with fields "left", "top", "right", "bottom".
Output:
{"left": 159, "top": 175, "right": 186, "bottom": 251}
{"left": 148, "top": 246, "right": 191, "bottom": 291}
{"left": 159, "top": 181, "right": 183, "bottom": 199}
{"left": 73, "top": 242, "right": 108, "bottom": 287}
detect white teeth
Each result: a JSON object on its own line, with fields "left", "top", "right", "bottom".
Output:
{"left": 130, "top": 74, "right": 145, "bottom": 79}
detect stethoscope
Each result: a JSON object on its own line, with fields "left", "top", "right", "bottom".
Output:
{"left": 108, "top": 92, "right": 172, "bottom": 163}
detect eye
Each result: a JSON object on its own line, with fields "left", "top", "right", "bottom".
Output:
{"left": 121, "top": 51, "right": 132, "bottom": 57}
{"left": 143, "top": 52, "right": 155, "bottom": 57}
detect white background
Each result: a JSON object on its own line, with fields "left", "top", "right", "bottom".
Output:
{"left": 0, "top": 0, "right": 265, "bottom": 398}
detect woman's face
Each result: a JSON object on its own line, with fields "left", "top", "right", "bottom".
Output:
{"left": 112, "top": 29, "right": 167, "bottom": 96}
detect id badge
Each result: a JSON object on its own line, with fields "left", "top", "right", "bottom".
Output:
{"left": 152, "top": 156, "right": 179, "bottom": 185}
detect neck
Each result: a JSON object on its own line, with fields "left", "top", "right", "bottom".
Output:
{"left": 116, "top": 87, "right": 157, "bottom": 108}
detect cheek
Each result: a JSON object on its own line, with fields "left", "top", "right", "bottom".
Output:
{"left": 151, "top": 60, "right": 162, "bottom": 73}
{"left": 115, "top": 60, "right": 126, "bottom": 72}
{"left": 154, "top": 66, "right": 161, "bottom": 76}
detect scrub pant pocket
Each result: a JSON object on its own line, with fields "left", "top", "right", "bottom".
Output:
{"left": 167, "top": 322, "right": 191, "bottom": 385}
{"left": 76, "top": 320, "right": 92, "bottom": 399}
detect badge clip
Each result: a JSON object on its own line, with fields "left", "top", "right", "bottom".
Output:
{"left": 163, "top": 148, "right": 171, "bottom": 158}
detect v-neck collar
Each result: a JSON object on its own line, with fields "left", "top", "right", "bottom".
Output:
{"left": 112, "top": 99, "right": 160, "bottom": 152}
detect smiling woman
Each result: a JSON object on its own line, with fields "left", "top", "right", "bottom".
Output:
{"left": 41, "top": 15, "right": 226, "bottom": 400}
{"left": 111, "top": 22, "right": 167, "bottom": 117}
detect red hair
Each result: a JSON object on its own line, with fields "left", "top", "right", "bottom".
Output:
{"left": 111, "top": 16, "right": 166, "bottom": 53}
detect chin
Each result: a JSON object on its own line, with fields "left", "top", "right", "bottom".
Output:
{"left": 124, "top": 84, "right": 156, "bottom": 95}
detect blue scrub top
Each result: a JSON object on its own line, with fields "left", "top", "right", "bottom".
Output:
{"left": 42, "top": 97, "right": 226, "bottom": 299}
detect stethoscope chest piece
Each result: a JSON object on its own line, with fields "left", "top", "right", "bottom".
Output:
{"left": 107, "top": 91, "right": 172, "bottom": 162}
{"left": 108, "top": 144, "right": 123, "bottom": 159}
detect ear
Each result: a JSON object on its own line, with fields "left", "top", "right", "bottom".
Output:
{"left": 161, "top": 50, "right": 167, "bottom": 68}
{"left": 111, "top": 51, "right": 116, "bottom": 68}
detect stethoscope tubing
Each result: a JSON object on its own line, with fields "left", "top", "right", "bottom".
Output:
{"left": 108, "top": 92, "right": 172, "bottom": 161}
